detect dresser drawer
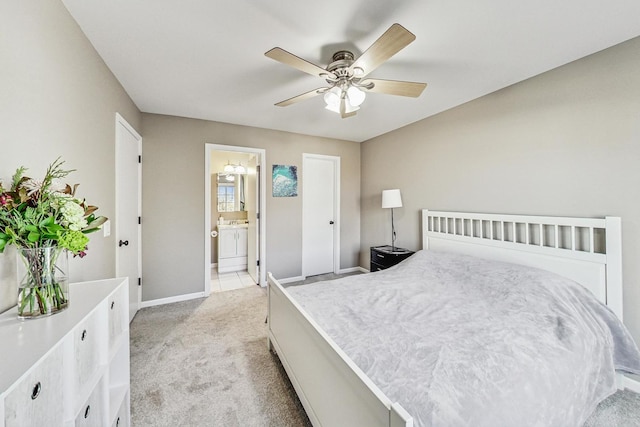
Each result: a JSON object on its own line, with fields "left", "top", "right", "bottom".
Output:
{"left": 75, "top": 377, "right": 106, "bottom": 426}
{"left": 4, "top": 343, "right": 65, "bottom": 426}
{"left": 370, "top": 262, "right": 385, "bottom": 272}
{"left": 108, "top": 282, "right": 128, "bottom": 349}
{"left": 371, "top": 249, "right": 394, "bottom": 268}
{"left": 111, "top": 393, "right": 130, "bottom": 427}
{"left": 73, "top": 308, "right": 103, "bottom": 395}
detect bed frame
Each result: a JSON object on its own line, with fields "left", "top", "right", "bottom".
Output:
{"left": 267, "top": 210, "right": 623, "bottom": 427}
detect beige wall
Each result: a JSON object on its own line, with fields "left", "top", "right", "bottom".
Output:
{"left": 141, "top": 114, "right": 360, "bottom": 301}
{"left": 361, "top": 37, "right": 640, "bottom": 347}
{"left": 0, "top": 0, "right": 141, "bottom": 313}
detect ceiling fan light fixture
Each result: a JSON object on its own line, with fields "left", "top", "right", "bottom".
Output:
{"left": 323, "top": 87, "right": 341, "bottom": 109}
{"left": 347, "top": 86, "right": 366, "bottom": 107}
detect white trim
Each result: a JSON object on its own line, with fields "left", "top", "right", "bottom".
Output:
{"left": 277, "top": 267, "right": 365, "bottom": 284}
{"left": 140, "top": 291, "right": 206, "bottom": 308}
{"left": 115, "top": 113, "right": 142, "bottom": 322}
{"left": 302, "top": 153, "right": 341, "bottom": 276}
{"left": 623, "top": 375, "right": 640, "bottom": 393}
{"left": 276, "top": 276, "right": 305, "bottom": 284}
{"left": 204, "top": 144, "right": 267, "bottom": 296}
{"left": 338, "top": 266, "right": 367, "bottom": 275}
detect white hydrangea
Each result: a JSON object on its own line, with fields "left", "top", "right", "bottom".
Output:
{"left": 50, "top": 192, "right": 72, "bottom": 209}
{"left": 59, "top": 199, "right": 88, "bottom": 231}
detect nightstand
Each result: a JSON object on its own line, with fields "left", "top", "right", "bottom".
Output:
{"left": 370, "top": 245, "right": 415, "bottom": 272}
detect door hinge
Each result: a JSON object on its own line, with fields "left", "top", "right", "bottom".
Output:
{"left": 138, "top": 277, "right": 142, "bottom": 287}
{"left": 138, "top": 155, "right": 141, "bottom": 163}
{"left": 138, "top": 216, "right": 141, "bottom": 225}
{"left": 257, "top": 260, "right": 260, "bottom": 266}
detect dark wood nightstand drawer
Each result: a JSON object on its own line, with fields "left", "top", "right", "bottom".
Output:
{"left": 370, "top": 246, "right": 415, "bottom": 271}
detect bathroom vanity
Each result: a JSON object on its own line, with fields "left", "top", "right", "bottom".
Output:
{"left": 218, "top": 223, "right": 248, "bottom": 273}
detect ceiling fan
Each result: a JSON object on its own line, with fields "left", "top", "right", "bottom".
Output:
{"left": 265, "top": 23, "right": 427, "bottom": 119}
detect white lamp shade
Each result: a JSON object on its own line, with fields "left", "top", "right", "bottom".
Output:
{"left": 382, "top": 189, "right": 402, "bottom": 208}
{"left": 346, "top": 86, "right": 366, "bottom": 106}
{"left": 324, "top": 87, "right": 341, "bottom": 110}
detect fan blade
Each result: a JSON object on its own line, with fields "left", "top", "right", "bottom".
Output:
{"left": 362, "top": 78, "right": 427, "bottom": 97}
{"left": 265, "top": 47, "right": 336, "bottom": 79}
{"left": 275, "top": 88, "right": 326, "bottom": 107}
{"left": 349, "top": 23, "right": 416, "bottom": 78}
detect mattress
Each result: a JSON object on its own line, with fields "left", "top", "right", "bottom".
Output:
{"left": 286, "top": 250, "right": 640, "bottom": 427}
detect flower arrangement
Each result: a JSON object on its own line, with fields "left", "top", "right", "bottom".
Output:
{"left": 0, "top": 158, "right": 107, "bottom": 317}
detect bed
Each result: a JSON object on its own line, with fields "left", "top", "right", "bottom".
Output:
{"left": 267, "top": 210, "right": 640, "bottom": 427}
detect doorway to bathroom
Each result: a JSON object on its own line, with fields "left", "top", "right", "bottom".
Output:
{"left": 204, "top": 144, "right": 266, "bottom": 295}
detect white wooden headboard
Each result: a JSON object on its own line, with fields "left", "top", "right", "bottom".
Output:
{"left": 422, "top": 210, "right": 623, "bottom": 320}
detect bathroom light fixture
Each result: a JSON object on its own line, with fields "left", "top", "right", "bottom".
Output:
{"left": 382, "top": 189, "right": 403, "bottom": 251}
{"left": 223, "top": 161, "right": 246, "bottom": 174}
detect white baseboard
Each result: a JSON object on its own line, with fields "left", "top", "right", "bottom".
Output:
{"left": 278, "top": 267, "right": 367, "bottom": 284}
{"left": 338, "top": 266, "right": 368, "bottom": 274}
{"left": 624, "top": 375, "right": 640, "bottom": 393}
{"left": 140, "top": 291, "right": 206, "bottom": 308}
{"left": 277, "top": 276, "right": 305, "bottom": 284}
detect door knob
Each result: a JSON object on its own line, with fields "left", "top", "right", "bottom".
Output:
{"left": 119, "top": 240, "right": 129, "bottom": 247}
{"left": 329, "top": 221, "right": 335, "bottom": 225}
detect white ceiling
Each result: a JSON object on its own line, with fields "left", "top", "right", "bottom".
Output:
{"left": 62, "top": 0, "right": 640, "bottom": 142}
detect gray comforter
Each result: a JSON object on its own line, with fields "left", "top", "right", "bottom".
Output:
{"left": 286, "top": 250, "right": 640, "bottom": 427}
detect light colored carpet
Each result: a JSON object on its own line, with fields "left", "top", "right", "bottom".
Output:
{"left": 130, "top": 279, "right": 640, "bottom": 426}
{"left": 130, "top": 285, "right": 311, "bottom": 426}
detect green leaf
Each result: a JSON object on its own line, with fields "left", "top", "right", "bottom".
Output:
{"left": 25, "top": 224, "right": 39, "bottom": 232}
{"left": 43, "top": 223, "right": 63, "bottom": 233}
{"left": 86, "top": 216, "right": 107, "bottom": 228}
{"left": 27, "top": 231, "right": 40, "bottom": 242}
{"left": 39, "top": 216, "right": 54, "bottom": 227}
{"left": 0, "top": 239, "right": 6, "bottom": 253}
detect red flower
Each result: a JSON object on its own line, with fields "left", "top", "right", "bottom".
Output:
{"left": 0, "top": 193, "right": 12, "bottom": 207}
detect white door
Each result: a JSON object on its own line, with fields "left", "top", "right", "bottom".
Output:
{"left": 302, "top": 154, "right": 339, "bottom": 277}
{"left": 246, "top": 157, "right": 258, "bottom": 284}
{"left": 115, "top": 114, "right": 142, "bottom": 323}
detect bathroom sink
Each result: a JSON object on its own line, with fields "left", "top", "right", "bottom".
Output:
{"left": 217, "top": 223, "right": 248, "bottom": 229}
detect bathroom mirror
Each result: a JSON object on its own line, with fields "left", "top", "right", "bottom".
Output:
{"left": 217, "top": 173, "right": 246, "bottom": 212}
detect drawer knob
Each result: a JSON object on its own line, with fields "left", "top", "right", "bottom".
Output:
{"left": 81, "top": 329, "right": 87, "bottom": 341}
{"left": 377, "top": 253, "right": 385, "bottom": 258}
{"left": 84, "top": 404, "right": 91, "bottom": 419}
{"left": 111, "top": 301, "right": 115, "bottom": 310}
{"left": 31, "top": 382, "right": 41, "bottom": 400}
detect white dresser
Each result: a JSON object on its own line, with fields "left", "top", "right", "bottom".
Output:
{"left": 0, "top": 278, "right": 130, "bottom": 427}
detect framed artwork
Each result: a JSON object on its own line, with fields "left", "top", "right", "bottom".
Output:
{"left": 272, "top": 164, "right": 298, "bottom": 197}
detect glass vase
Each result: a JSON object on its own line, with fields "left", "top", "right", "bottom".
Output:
{"left": 16, "top": 246, "right": 69, "bottom": 318}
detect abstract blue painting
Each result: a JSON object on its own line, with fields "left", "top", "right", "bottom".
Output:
{"left": 272, "top": 165, "right": 298, "bottom": 197}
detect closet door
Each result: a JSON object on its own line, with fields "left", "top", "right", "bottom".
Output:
{"left": 302, "top": 154, "right": 340, "bottom": 277}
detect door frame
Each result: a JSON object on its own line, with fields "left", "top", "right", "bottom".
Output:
{"left": 204, "top": 144, "right": 266, "bottom": 294}
{"left": 115, "top": 113, "right": 142, "bottom": 319}
{"left": 302, "top": 153, "right": 340, "bottom": 278}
